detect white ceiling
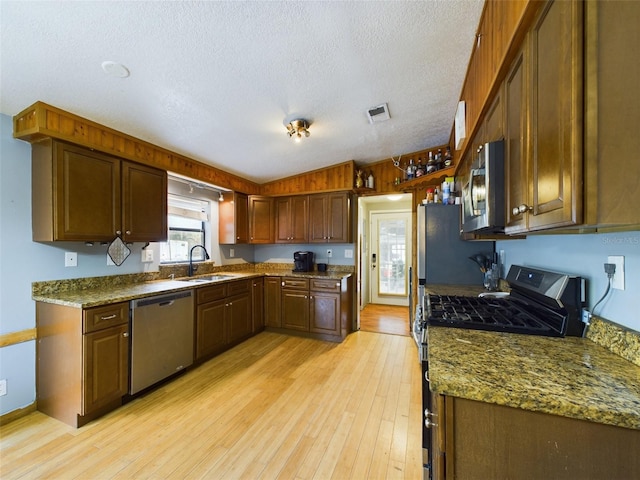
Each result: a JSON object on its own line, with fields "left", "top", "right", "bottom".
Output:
{"left": 0, "top": 1, "right": 483, "bottom": 184}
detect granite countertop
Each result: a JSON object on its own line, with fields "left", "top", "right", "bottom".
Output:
{"left": 428, "top": 326, "right": 640, "bottom": 430}
{"left": 32, "top": 270, "right": 352, "bottom": 309}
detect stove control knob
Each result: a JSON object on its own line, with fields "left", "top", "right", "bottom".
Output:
{"left": 425, "top": 418, "right": 438, "bottom": 429}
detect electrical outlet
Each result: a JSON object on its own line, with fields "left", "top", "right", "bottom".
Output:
{"left": 64, "top": 252, "right": 77, "bottom": 267}
{"left": 141, "top": 248, "right": 154, "bottom": 263}
{"left": 230, "top": 248, "right": 235, "bottom": 258}
{"left": 344, "top": 249, "right": 353, "bottom": 258}
{"left": 607, "top": 255, "right": 625, "bottom": 290}
{"left": 0, "top": 379, "right": 7, "bottom": 396}
{"left": 327, "top": 249, "right": 332, "bottom": 258}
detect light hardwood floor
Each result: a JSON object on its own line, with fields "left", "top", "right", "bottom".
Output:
{"left": 0, "top": 331, "right": 422, "bottom": 479}
{"left": 359, "top": 304, "right": 410, "bottom": 337}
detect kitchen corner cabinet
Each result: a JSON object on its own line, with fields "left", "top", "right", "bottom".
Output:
{"left": 264, "top": 276, "right": 282, "bottom": 328}
{"left": 275, "top": 195, "right": 308, "bottom": 243}
{"left": 434, "top": 394, "right": 640, "bottom": 479}
{"left": 218, "top": 192, "right": 249, "bottom": 244}
{"left": 31, "top": 139, "right": 167, "bottom": 242}
{"left": 308, "top": 192, "right": 352, "bottom": 243}
{"left": 251, "top": 277, "right": 264, "bottom": 332}
{"left": 36, "top": 301, "right": 129, "bottom": 428}
{"left": 248, "top": 195, "right": 274, "bottom": 244}
{"left": 195, "top": 279, "right": 252, "bottom": 361}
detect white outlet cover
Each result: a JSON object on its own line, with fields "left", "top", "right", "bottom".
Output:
{"left": 64, "top": 252, "right": 77, "bottom": 267}
{"left": 0, "top": 379, "right": 7, "bottom": 396}
{"left": 345, "top": 249, "right": 353, "bottom": 258}
{"left": 607, "top": 255, "right": 625, "bottom": 290}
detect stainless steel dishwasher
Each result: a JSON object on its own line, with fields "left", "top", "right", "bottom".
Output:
{"left": 129, "top": 290, "right": 194, "bottom": 394}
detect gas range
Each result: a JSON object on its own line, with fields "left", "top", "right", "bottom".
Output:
{"left": 415, "top": 265, "right": 586, "bottom": 344}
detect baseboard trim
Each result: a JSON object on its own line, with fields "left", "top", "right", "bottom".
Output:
{"left": 0, "top": 402, "right": 37, "bottom": 426}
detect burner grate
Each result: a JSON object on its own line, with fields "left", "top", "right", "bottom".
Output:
{"left": 427, "top": 295, "right": 559, "bottom": 336}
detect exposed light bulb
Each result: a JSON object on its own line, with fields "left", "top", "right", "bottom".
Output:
{"left": 295, "top": 132, "right": 302, "bottom": 142}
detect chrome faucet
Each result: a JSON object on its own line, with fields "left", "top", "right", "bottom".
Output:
{"left": 188, "top": 244, "right": 210, "bottom": 277}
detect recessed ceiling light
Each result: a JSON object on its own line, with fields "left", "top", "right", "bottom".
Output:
{"left": 101, "top": 61, "right": 130, "bottom": 78}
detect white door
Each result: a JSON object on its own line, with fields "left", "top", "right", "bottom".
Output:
{"left": 370, "top": 211, "right": 411, "bottom": 306}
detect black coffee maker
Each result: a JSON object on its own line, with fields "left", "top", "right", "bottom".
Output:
{"left": 293, "top": 251, "right": 314, "bottom": 272}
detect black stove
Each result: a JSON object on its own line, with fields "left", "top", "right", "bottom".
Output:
{"left": 422, "top": 265, "right": 587, "bottom": 338}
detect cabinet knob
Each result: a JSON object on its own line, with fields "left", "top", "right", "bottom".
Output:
{"left": 512, "top": 204, "right": 533, "bottom": 216}
{"left": 123, "top": 332, "right": 129, "bottom": 338}
{"left": 237, "top": 236, "right": 240, "bottom": 240}
{"left": 425, "top": 418, "right": 438, "bottom": 429}
{"left": 126, "top": 230, "right": 131, "bottom": 235}
{"left": 116, "top": 230, "right": 122, "bottom": 235}
{"left": 282, "top": 282, "right": 285, "bottom": 287}
{"left": 336, "top": 282, "right": 340, "bottom": 287}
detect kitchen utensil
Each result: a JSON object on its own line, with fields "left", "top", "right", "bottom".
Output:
{"left": 468, "top": 254, "right": 488, "bottom": 272}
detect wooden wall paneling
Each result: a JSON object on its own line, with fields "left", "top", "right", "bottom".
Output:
{"left": 260, "top": 160, "right": 355, "bottom": 196}
{"left": 13, "top": 102, "right": 261, "bottom": 195}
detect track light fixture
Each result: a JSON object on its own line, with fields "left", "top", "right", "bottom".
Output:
{"left": 286, "top": 119, "right": 311, "bottom": 142}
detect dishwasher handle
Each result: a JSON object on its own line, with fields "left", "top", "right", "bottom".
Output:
{"left": 132, "top": 290, "right": 192, "bottom": 308}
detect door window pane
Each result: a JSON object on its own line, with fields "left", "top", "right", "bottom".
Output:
{"left": 378, "top": 218, "right": 407, "bottom": 295}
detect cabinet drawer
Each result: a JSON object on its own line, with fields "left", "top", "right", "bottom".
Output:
{"left": 310, "top": 278, "right": 342, "bottom": 293}
{"left": 197, "top": 284, "right": 227, "bottom": 304}
{"left": 281, "top": 277, "right": 309, "bottom": 290}
{"left": 83, "top": 302, "right": 129, "bottom": 333}
{"left": 227, "top": 279, "right": 250, "bottom": 296}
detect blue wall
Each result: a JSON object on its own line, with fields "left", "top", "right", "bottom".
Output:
{"left": 497, "top": 232, "right": 639, "bottom": 332}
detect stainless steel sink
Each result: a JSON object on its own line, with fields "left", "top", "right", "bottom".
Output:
{"left": 178, "top": 275, "right": 233, "bottom": 283}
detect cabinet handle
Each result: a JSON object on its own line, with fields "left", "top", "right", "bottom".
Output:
{"left": 116, "top": 230, "right": 122, "bottom": 235}
{"left": 100, "top": 314, "right": 117, "bottom": 320}
{"left": 282, "top": 282, "right": 285, "bottom": 287}
{"left": 512, "top": 204, "right": 533, "bottom": 216}
{"left": 424, "top": 408, "right": 437, "bottom": 418}
{"left": 126, "top": 230, "right": 131, "bottom": 235}
{"left": 123, "top": 332, "right": 129, "bottom": 338}
{"left": 424, "top": 371, "right": 430, "bottom": 382}
{"left": 425, "top": 418, "right": 438, "bottom": 429}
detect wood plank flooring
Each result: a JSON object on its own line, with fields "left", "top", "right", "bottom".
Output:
{"left": 359, "top": 304, "right": 410, "bottom": 337}
{"left": 0, "top": 331, "right": 422, "bottom": 479}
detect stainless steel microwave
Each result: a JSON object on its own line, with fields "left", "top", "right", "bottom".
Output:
{"left": 461, "top": 140, "right": 505, "bottom": 233}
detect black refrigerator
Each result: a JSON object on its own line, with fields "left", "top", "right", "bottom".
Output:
{"left": 417, "top": 204, "right": 489, "bottom": 287}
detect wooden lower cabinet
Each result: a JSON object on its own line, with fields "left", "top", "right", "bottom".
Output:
{"left": 251, "top": 277, "right": 265, "bottom": 332}
{"left": 267, "top": 275, "right": 353, "bottom": 341}
{"left": 434, "top": 394, "right": 640, "bottom": 479}
{"left": 195, "top": 279, "right": 252, "bottom": 361}
{"left": 36, "top": 301, "right": 129, "bottom": 428}
{"left": 264, "top": 276, "right": 282, "bottom": 328}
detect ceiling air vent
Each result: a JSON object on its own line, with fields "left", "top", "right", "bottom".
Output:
{"left": 367, "top": 103, "right": 390, "bottom": 124}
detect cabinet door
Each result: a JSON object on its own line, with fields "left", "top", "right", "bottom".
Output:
{"left": 252, "top": 278, "right": 264, "bottom": 332}
{"left": 281, "top": 289, "right": 309, "bottom": 331}
{"left": 264, "top": 277, "right": 282, "bottom": 328}
{"left": 326, "top": 193, "right": 350, "bottom": 243}
{"left": 83, "top": 324, "right": 129, "bottom": 414}
{"left": 527, "top": 0, "right": 583, "bottom": 231}
{"left": 121, "top": 161, "right": 168, "bottom": 242}
{"left": 219, "top": 192, "right": 248, "bottom": 244}
{"left": 290, "top": 195, "right": 309, "bottom": 243}
{"left": 249, "top": 196, "right": 274, "bottom": 244}
{"left": 52, "top": 142, "right": 121, "bottom": 241}
{"left": 275, "top": 197, "right": 293, "bottom": 243}
{"left": 227, "top": 293, "right": 252, "bottom": 344}
{"left": 308, "top": 194, "right": 328, "bottom": 243}
{"left": 504, "top": 48, "right": 529, "bottom": 234}
{"left": 196, "top": 299, "right": 226, "bottom": 359}
{"left": 309, "top": 291, "right": 340, "bottom": 336}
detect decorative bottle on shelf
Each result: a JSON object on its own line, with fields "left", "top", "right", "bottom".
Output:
{"left": 435, "top": 149, "right": 443, "bottom": 170}
{"left": 444, "top": 146, "right": 453, "bottom": 168}
{"left": 406, "top": 159, "right": 416, "bottom": 180}
{"left": 426, "top": 152, "right": 437, "bottom": 174}
{"left": 367, "top": 172, "right": 374, "bottom": 189}
{"left": 415, "top": 157, "right": 425, "bottom": 177}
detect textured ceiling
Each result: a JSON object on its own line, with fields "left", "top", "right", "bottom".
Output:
{"left": 0, "top": 1, "right": 483, "bottom": 184}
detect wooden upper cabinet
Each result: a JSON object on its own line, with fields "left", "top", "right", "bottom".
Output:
{"left": 308, "top": 192, "right": 351, "bottom": 243}
{"left": 219, "top": 192, "right": 249, "bottom": 244}
{"left": 248, "top": 195, "right": 274, "bottom": 244}
{"left": 504, "top": 47, "right": 528, "bottom": 234}
{"left": 121, "top": 161, "right": 167, "bottom": 242}
{"left": 525, "top": 0, "right": 583, "bottom": 231}
{"left": 32, "top": 139, "right": 167, "bottom": 242}
{"left": 275, "top": 195, "right": 308, "bottom": 243}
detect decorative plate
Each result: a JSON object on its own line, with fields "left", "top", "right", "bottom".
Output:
{"left": 107, "top": 236, "right": 131, "bottom": 266}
